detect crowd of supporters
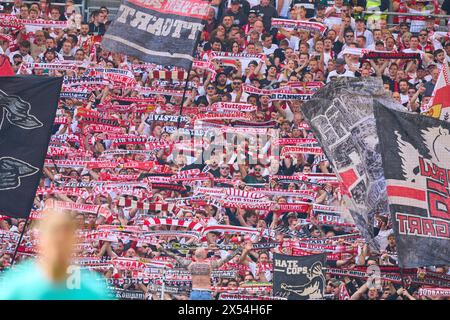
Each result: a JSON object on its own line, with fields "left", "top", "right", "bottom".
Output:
{"left": 0, "top": 0, "right": 449, "bottom": 300}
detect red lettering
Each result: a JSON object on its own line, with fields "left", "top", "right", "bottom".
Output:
{"left": 420, "top": 157, "right": 434, "bottom": 177}
{"left": 408, "top": 216, "right": 422, "bottom": 235}
{"left": 436, "top": 166, "right": 448, "bottom": 188}
{"left": 421, "top": 218, "right": 436, "bottom": 237}
{"left": 428, "top": 191, "right": 450, "bottom": 221}
{"left": 435, "top": 220, "right": 450, "bottom": 238}
{"left": 427, "top": 179, "right": 448, "bottom": 195}
{"left": 396, "top": 213, "right": 408, "bottom": 234}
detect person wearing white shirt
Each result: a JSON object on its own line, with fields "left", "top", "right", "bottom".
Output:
{"left": 278, "top": 27, "right": 300, "bottom": 52}
{"left": 321, "top": 38, "right": 334, "bottom": 69}
{"left": 398, "top": 79, "right": 410, "bottom": 105}
{"left": 354, "top": 18, "right": 374, "bottom": 47}
{"left": 323, "top": 0, "right": 347, "bottom": 28}
{"left": 276, "top": 0, "right": 292, "bottom": 18}
{"left": 11, "top": 0, "right": 22, "bottom": 15}
{"left": 261, "top": 33, "right": 278, "bottom": 55}
{"left": 8, "top": 41, "right": 34, "bottom": 65}
{"left": 402, "top": 36, "right": 432, "bottom": 65}
{"left": 326, "top": 58, "right": 355, "bottom": 83}
{"left": 366, "top": 29, "right": 383, "bottom": 50}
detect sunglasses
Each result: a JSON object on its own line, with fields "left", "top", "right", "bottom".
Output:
{"left": 207, "top": 86, "right": 215, "bottom": 90}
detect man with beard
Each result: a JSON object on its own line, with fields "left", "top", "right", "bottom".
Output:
{"left": 398, "top": 79, "right": 410, "bottom": 105}
{"left": 30, "top": 30, "right": 46, "bottom": 59}
{"left": 8, "top": 40, "right": 33, "bottom": 65}
{"left": 78, "top": 23, "right": 90, "bottom": 50}
{"left": 214, "top": 72, "right": 233, "bottom": 94}
{"left": 228, "top": 76, "right": 245, "bottom": 102}
{"left": 241, "top": 163, "right": 268, "bottom": 184}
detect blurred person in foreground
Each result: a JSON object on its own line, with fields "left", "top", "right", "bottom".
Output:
{"left": 0, "top": 209, "right": 112, "bottom": 300}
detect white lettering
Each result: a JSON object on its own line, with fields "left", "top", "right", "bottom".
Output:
{"left": 116, "top": 5, "right": 136, "bottom": 24}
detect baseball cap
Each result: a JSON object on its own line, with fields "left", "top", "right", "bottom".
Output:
{"left": 335, "top": 58, "right": 346, "bottom": 65}
{"left": 231, "top": 0, "right": 240, "bottom": 4}
{"left": 249, "top": 9, "right": 257, "bottom": 15}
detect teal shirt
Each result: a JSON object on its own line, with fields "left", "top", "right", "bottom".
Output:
{"left": 0, "top": 260, "right": 113, "bottom": 300}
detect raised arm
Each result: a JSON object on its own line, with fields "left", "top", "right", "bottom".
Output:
{"left": 157, "top": 244, "right": 191, "bottom": 268}
{"left": 350, "top": 281, "right": 369, "bottom": 300}
{"left": 210, "top": 247, "right": 243, "bottom": 269}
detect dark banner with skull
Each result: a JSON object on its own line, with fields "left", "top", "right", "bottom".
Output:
{"left": 375, "top": 104, "right": 450, "bottom": 268}
{"left": 273, "top": 253, "right": 326, "bottom": 300}
{"left": 0, "top": 76, "right": 62, "bottom": 219}
{"left": 300, "top": 78, "right": 406, "bottom": 251}
{"left": 102, "top": 0, "right": 209, "bottom": 70}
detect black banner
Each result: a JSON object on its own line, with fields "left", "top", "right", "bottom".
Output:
{"left": 273, "top": 253, "right": 326, "bottom": 300}
{"left": 301, "top": 77, "right": 405, "bottom": 250}
{"left": 102, "top": 0, "right": 209, "bottom": 70}
{"left": 0, "top": 76, "right": 62, "bottom": 219}
{"left": 375, "top": 104, "right": 450, "bottom": 268}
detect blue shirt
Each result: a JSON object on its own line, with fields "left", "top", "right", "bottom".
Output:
{"left": 0, "top": 260, "right": 113, "bottom": 300}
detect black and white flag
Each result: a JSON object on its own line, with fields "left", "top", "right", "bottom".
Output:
{"left": 0, "top": 76, "right": 62, "bottom": 219}
{"left": 301, "top": 77, "right": 405, "bottom": 250}
{"left": 273, "top": 253, "right": 326, "bottom": 300}
{"left": 102, "top": 0, "right": 209, "bottom": 70}
{"left": 375, "top": 104, "right": 450, "bottom": 268}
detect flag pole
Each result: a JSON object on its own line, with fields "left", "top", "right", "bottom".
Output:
{"left": 10, "top": 215, "right": 30, "bottom": 267}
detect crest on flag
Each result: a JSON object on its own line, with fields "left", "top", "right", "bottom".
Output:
{"left": 423, "top": 63, "right": 450, "bottom": 122}
{"left": 375, "top": 104, "right": 450, "bottom": 267}
{"left": 0, "top": 76, "right": 62, "bottom": 219}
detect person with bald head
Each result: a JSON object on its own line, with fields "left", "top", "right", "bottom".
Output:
{"left": 157, "top": 241, "right": 243, "bottom": 300}
{"left": 0, "top": 209, "right": 112, "bottom": 300}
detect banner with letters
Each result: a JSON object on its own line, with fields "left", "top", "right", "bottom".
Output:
{"left": 273, "top": 253, "right": 326, "bottom": 300}
{"left": 102, "top": 0, "right": 209, "bottom": 70}
{"left": 375, "top": 104, "right": 450, "bottom": 268}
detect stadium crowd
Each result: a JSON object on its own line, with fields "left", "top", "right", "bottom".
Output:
{"left": 0, "top": 0, "right": 450, "bottom": 300}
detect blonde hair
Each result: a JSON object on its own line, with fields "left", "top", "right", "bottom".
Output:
{"left": 37, "top": 208, "right": 77, "bottom": 231}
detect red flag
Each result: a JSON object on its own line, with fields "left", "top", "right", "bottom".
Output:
{"left": 339, "top": 283, "right": 351, "bottom": 300}
{"left": 423, "top": 62, "right": 450, "bottom": 122}
{"left": 0, "top": 54, "right": 14, "bottom": 76}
